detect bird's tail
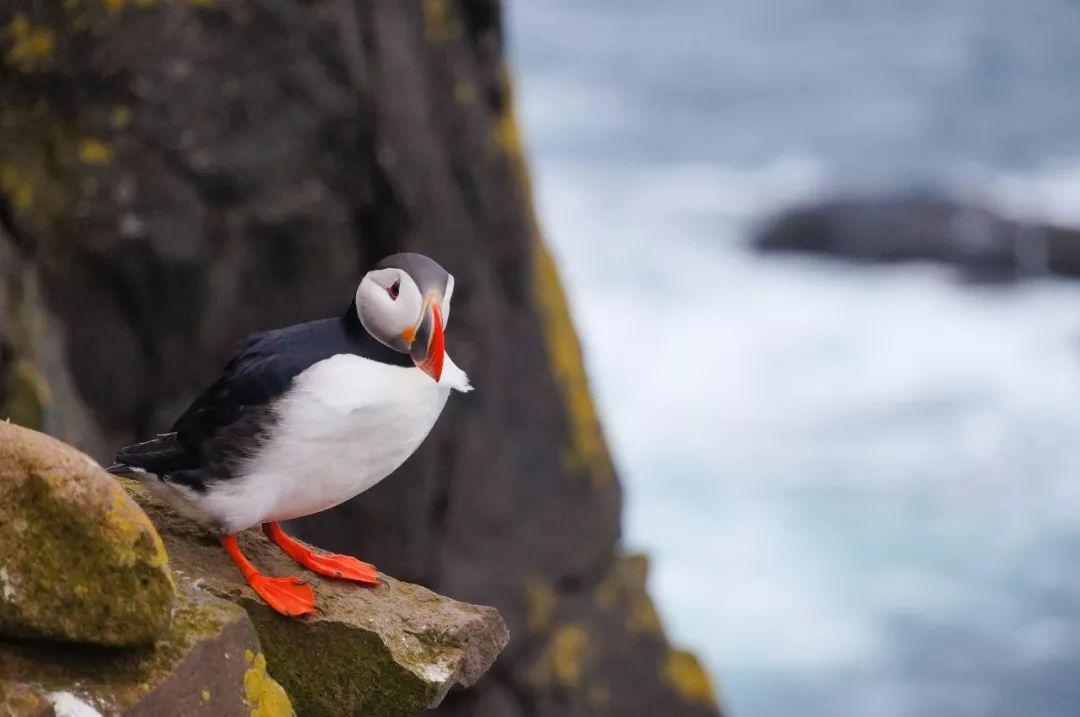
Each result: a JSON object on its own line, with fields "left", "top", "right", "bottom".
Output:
{"left": 106, "top": 462, "right": 145, "bottom": 476}
{"left": 111, "top": 432, "right": 191, "bottom": 477}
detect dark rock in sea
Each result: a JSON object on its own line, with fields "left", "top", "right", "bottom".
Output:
{"left": 754, "top": 195, "right": 1080, "bottom": 283}
{"left": 0, "top": 1, "right": 719, "bottom": 716}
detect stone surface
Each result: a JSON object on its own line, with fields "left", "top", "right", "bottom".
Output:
{"left": 0, "top": 422, "right": 173, "bottom": 647}
{"left": 0, "top": 573, "right": 292, "bottom": 716}
{"left": 0, "top": 682, "right": 54, "bottom": 717}
{"left": 0, "top": 1, "right": 719, "bottom": 714}
{"left": 516, "top": 555, "right": 720, "bottom": 717}
{"left": 755, "top": 194, "right": 1080, "bottom": 282}
{"left": 126, "top": 479, "right": 509, "bottom": 717}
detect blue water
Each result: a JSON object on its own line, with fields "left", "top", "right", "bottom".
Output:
{"left": 506, "top": 2, "right": 1080, "bottom": 716}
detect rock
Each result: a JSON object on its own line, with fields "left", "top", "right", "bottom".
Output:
{"left": 0, "top": 572, "right": 292, "bottom": 716}
{"left": 125, "top": 479, "right": 509, "bottom": 717}
{"left": 0, "top": 683, "right": 54, "bottom": 717}
{"left": 517, "top": 556, "right": 720, "bottom": 717}
{"left": 754, "top": 194, "right": 1080, "bottom": 282}
{"left": 0, "top": 1, "right": 718, "bottom": 715}
{"left": 0, "top": 422, "right": 173, "bottom": 647}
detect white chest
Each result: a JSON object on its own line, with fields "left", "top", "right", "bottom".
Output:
{"left": 211, "top": 354, "right": 457, "bottom": 531}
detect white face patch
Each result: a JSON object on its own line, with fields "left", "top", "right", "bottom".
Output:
{"left": 356, "top": 268, "right": 423, "bottom": 351}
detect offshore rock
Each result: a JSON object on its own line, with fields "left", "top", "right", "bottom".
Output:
{"left": 0, "top": 422, "right": 173, "bottom": 647}
{"left": 125, "top": 480, "right": 509, "bottom": 717}
{"left": 755, "top": 194, "right": 1080, "bottom": 282}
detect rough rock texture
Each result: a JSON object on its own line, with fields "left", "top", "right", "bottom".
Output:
{"left": 755, "top": 194, "right": 1080, "bottom": 282}
{"left": 0, "top": 422, "right": 173, "bottom": 647}
{"left": 0, "top": 1, "right": 720, "bottom": 715}
{"left": 125, "top": 478, "right": 509, "bottom": 717}
{"left": 0, "top": 571, "right": 293, "bottom": 716}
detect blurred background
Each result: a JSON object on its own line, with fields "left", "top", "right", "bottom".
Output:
{"left": 505, "top": 1, "right": 1080, "bottom": 716}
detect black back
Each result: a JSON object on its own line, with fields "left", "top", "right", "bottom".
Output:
{"left": 114, "top": 307, "right": 409, "bottom": 491}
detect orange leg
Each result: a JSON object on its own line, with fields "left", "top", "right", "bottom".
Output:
{"left": 220, "top": 535, "right": 316, "bottom": 617}
{"left": 262, "top": 522, "right": 379, "bottom": 585}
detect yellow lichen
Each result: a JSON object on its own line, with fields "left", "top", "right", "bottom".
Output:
{"left": 78, "top": 139, "right": 113, "bottom": 165}
{"left": 548, "top": 624, "right": 589, "bottom": 687}
{"left": 532, "top": 241, "right": 616, "bottom": 486}
{"left": 595, "top": 567, "right": 620, "bottom": 609}
{"left": 0, "top": 361, "right": 51, "bottom": 430}
{"left": 0, "top": 165, "right": 34, "bottom": 209}
{"left": 110, "top": 106, "right": 132, "bottom": 129}
{"left": 0, "top": 428, "right": 175, "bottom": 646}
{"left": 490, "top": 67, "right": 616, "bottom": 488}
{"left": 4, "top": 14, "right": 55, "bottom": 72}
{"left": 523, "top": 575, "right": 556, "bottom": 633}
{"left": 0, "top": 105, "right": 83, "bottom": 227}
{"left": 201, "top": 689, "right": 211, "bottom": 702}
{"left": 243, "top": 652, "right": 294, "bottom": 717}
{"left": 103, "top": 0, "right": 125, "bottom": 13}
{"left": 422, "top": 0, "right": 461, "bottom": 42}
{"left": 661, "top": 649, "right": 717, "bottom": 707}
{"left": 628, "top": 595, "right": 662, "bottom": 635}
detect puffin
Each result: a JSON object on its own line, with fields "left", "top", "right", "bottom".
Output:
{"left": 109, "top": 253, "right": 471, "bottom": 617}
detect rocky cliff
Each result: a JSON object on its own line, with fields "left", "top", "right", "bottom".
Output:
{"left": 0, "top": 1, "right": 719, "bottom": 715}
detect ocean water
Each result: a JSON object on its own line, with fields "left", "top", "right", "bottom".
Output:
{"left": 505, "top": 2, "right": 1080, "bottom": 716}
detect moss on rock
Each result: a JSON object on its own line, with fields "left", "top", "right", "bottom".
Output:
{"left": 0, "top": 572, "right": 293, "bottom": 716}
{"left": 0, "top": 361, "right": 52, "bottom": 431}
{"left": 0, "top": 422, "right": 173, "bottom": 646}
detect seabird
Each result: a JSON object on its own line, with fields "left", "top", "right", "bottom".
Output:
{"left": 110, "top": 253, "right": 472, "bottom": 616}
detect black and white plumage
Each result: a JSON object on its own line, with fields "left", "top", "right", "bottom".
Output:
{"left": 112, "top": 253, "right": 471, "bottom": 536}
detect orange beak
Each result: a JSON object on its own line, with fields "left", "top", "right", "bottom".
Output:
{"left": 409, "top": 299, "right": 444, "bottom": 382}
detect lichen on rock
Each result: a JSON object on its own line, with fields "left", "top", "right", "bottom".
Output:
{"left": 0, "top": 422, "right": 173, "bottom": 646}
{"left": 0, "top": 569, "right": 292, "bottom": 716}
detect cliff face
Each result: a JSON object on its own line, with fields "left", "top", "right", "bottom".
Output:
{"left": 0, "top": 1, "right": 718, "bottom": 715}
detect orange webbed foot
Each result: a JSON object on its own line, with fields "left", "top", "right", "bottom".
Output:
{"left": 300, "top": 552, "right": 379, "bottom": 584}
{"left": 263, "top": 522, "right": 380, "bottom": 585}
{"left": 221, "top": 534, "right": 317, "bottom": 618}
{"left": 247, "top": 574, "right": 317, "bottom": 617}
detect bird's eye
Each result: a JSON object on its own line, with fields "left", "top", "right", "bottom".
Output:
{"left": 388, "top": 279, "right": 400, "bottom": 300}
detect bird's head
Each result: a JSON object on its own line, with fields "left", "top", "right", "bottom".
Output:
{"left": 355, "top": 252, "right": 454, "bottom": 382}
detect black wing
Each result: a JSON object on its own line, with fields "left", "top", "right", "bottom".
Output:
{"left": 113, "top": 308, "right": 408, "bottom": 488}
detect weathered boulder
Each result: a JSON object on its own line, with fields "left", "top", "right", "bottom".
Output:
{"left": 125, "top": 479, "right": 509, "bottom": 717}
{"left": 0, "top": 573, "right": 293, "bottom": 716}
{"left": 754, "top": 194, "right": 1080, "bottom": 282}
{"left": 0, "top": 422, "right": 173, "bottom": 647}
